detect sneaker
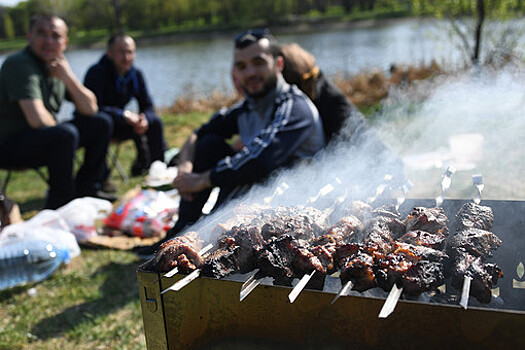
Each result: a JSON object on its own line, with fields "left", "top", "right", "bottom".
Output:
{"left": 102, "top": 178, "right": 117, "bottom": 193}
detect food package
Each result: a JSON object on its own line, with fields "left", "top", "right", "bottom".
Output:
{"left": 103, "top": 189, "right": 179, "bottom": 238}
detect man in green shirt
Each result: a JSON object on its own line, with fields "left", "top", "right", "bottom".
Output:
{"left": 0, "top": 14, "right": 115, "bottom": 209}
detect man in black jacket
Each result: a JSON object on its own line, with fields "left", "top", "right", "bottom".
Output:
{"left": 84, "top": 33, "right": 167, "bottom": 176}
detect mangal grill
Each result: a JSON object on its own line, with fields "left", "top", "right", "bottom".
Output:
{"left": 137, "top": 198, "right": 525, "bottom": 349}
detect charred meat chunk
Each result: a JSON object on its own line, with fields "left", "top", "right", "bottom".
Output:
{"left": 405, "top": 207, "right": 449, "bottom": 236}
{"left": 201, "top": 246, "right": 241, "bottom": 278}
{"left": 358, "top": 217, "right": 395, "bottom": 254}
{"left": 375, "top": 243, "right": 447, "bottom": 295}
{"left": 153, "top": 232, "right": 203, "bottom": 273}
{"left": 449, "top": 249, "right": 503, "bottom": 304}
{"left": 398, "top": 230, "right": 446, "bottom": 251}
{"left": 312, "top": 215, "right": 362, "bottom": 246}
{"left": 447, "top": 228, "right": 501, "bottom": 259}
{"left": 335, "top": 243, "right": 379, "bottom": 292}
{"left": 455, "top": 202, "right": 494, "bottom": 232}
{"left": 255, "top": 235, "right": 324, "bottom": 287}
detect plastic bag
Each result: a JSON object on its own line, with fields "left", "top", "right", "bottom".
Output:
{"left": 0, "top": 219, "right": 81, "bottom": 260}
{"left": 103, "top": 189, "right": 179, "bottom": 238}
{"left": 56, "top": 197, "right": 113, "bottom": 242}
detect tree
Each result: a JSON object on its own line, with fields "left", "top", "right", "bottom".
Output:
{"left": 3, "top": 11, "right": 15, "bottom": 39}
{"left": 411, "top": 0, "right": 525, "bottom": 65}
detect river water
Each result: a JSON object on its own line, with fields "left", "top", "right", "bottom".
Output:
{"left": 0, "top": 18, "right": 467, "bottom": 117}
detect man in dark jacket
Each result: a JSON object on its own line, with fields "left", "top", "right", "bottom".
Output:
{"left": 84, "top": 33, "right": 167, "bottom": 176}
{"left": 134, "top": 29, "right": 325, "bottom": 256}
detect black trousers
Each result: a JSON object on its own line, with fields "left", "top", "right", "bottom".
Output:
{"left": 0, "top": 113, "right": 111, "bottom": 209}
{"left": 171, "top": 134, "right": 237, "bottom": 234}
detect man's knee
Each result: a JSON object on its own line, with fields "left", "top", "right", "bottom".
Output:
{"left": 54, "top": 123, "right": 79, "bottom": 151}
{"left": 194, "top": 134, "right": 233, "bottom": 172}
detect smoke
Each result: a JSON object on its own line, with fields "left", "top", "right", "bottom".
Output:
{"left": 377, "top": 66, "right": 525, "bottom": 200}
{"left": 190, "top": 66, "right": 525, "bottom": 243}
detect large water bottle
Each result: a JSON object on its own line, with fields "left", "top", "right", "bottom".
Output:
{"left": 0, "top": 239, "right": 70, "bottom": 291}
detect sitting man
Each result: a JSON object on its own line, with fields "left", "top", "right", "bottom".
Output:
{"left": 84, "top": 33, "right": 167, "bottom": 176}
{"left": 0, "top": 13, "right": 114, "bottom": 209}
{"left": 135, "top": 29, "right": 326, "bottom": 255}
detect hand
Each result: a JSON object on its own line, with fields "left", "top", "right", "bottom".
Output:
{"left": 123, "top": 111, "right": 149, "bottom": 135}
{"left": 172, "top": 171, "right": 211, "bottom": 201}
{"left": 133, "top": 113, "right": 149, "bottom": 135}
{"left": 47, "top": 54, "right": 73, "bottom": 82}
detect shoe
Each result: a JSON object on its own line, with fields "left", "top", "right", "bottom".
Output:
{"left": 131, "top": 161, "right": 149, "bottom": 177}
{"left": 93, "top": 189, "right": 118, "bottom": 202}
{"left": 102, "top": 178, "right": 117, "bottom": 193}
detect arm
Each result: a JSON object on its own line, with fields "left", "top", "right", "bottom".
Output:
{"left": 18, "top": 99, "right": 57, "bottom": 128}
{"left": 210, "top": 95, "right": 320, "bottom": 188}
{"left": 172, "top": 132, "right": 212, "bottom": 200}
{"left": 50, "top": 54, "right": 97, "bottom": 116}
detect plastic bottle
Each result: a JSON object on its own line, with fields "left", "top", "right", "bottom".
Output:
{"left": 0, "top": 239, "right": 70, "bottom": 291}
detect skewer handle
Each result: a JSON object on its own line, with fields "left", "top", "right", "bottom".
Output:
{"left": 472, "top": 174, "right": 484, "bottom": 204}
{"left": 378, "top": 284, "right": 403, "bottom": 318}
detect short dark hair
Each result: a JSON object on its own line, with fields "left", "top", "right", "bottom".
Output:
{"left": 107, "top": 32, "right": 133, "bottom": 49}
{"left": 29, "top": 13, "right": 68, "bottom": 33}
{"left": 234, "top": 28, "right": 276, "bottom": 49}
{"left": 234, "top": 28, "right": 282, "bottom": 59}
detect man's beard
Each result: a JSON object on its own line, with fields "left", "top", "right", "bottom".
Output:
{"left": 245, "top": 73, "right": 278, "bottom": 99}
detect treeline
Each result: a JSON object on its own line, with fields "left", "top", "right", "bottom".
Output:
{"left": 1, "top": 0, "right": 524, "bottom": 41}
{"left": 0, "top": 0, "right": 413, "bottom": 39}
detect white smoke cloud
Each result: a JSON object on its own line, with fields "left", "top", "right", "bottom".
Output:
{"left": 190, "top": 66, "right": 525, "bottom": 242}
{"left": 377, "top": 66, "right": 525, "bottom": 200}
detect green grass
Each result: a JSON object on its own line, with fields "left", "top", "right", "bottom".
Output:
{"left": 0, "top": 111, "right": 209, "bottom": 349}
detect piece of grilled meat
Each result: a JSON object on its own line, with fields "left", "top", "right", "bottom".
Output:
{"left": 447, "top": 203, "right": 503, "bottom": 303}
{"left": 153, "top": 232, "right": 203, "bottom": 273}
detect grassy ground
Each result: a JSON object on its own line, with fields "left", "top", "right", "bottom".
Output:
{"left": 0, "top": 111, "right": 209, "bottom": 350}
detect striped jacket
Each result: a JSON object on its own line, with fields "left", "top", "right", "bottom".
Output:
{"left": 197, "top": 79, "right": 325, "bottom": 188}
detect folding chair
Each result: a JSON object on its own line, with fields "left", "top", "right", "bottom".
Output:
{"left": 107, "top": 140, "right": 129, "bottom": 183}
{"left": 1, "top": 167, "right": 49, "bottom": 193}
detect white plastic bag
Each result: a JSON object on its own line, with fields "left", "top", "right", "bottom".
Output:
{"left": 56, "top": 197, "right": 113, "bottom": 242}
{"left": 0, "top": 221, "right": 81, "bottom": 259}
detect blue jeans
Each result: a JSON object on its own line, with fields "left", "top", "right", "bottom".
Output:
{"left": 0, "top": 113, "right": 111, "bottom": 209}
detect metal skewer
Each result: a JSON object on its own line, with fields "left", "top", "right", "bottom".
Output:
{"left": 378, "top": 284, "right": 403, "bottom": 318}
{"left": 331, "top": 281, "right": 354, "bottom": 305}
{"left": 288, "top": 270, "right": 316, "bottom": 303}
{"left": 458, "top": 174, "right": 484, "bottom": 308}
{"left": 162, "top": 268, "right": 201, "bottom": 294}
{"left": 472, "top": 174, "right": 484, "bottom": 204}
{"left": 239, "top": 270, "right": 265, "bottom": 301}
{"left": 263, "top": 181, "right": 290, "bottom": 204}
{"left": 395, "top": 180, "right": 413, "bottom": 211}
{"left": 367, "top": 174, "right": 393, "bottom": 204}
{"left": 435, "top": 166, "right": 456, "bottom": 207}
{"left": 459, "top": 275, "right": 472, "bottom": 309}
